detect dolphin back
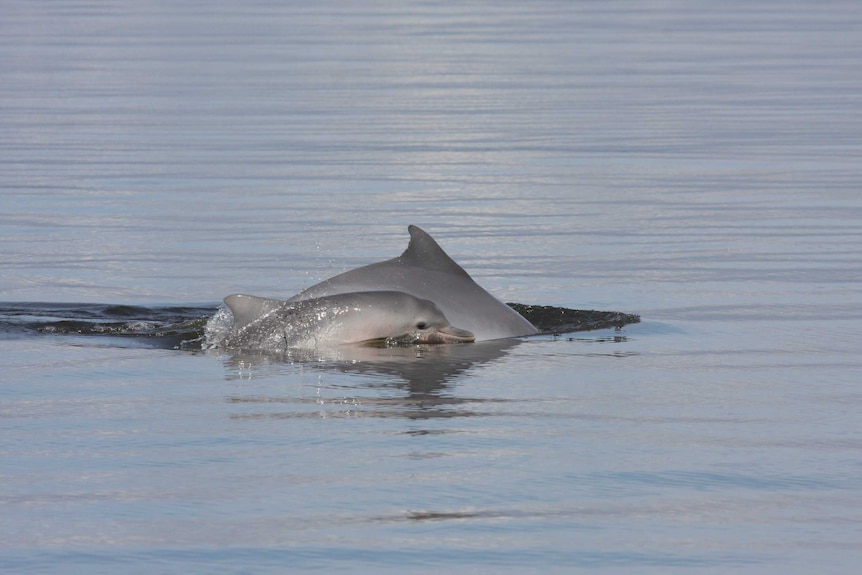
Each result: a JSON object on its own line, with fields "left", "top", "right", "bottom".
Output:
{"left": 399, "top": 225, "right": 472, "bottom": 278}
{"left": 286, "top": 226, "right": 538, "bottom": 340}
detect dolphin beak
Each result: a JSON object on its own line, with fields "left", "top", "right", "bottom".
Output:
{"left": 419, "top": 326, "right": 475, "bottom": 344}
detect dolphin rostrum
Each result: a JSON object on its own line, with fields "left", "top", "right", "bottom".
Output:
{"left": 288, "top": 225, "right": 538, "bottom": 341}
{"left": 222, "top": 291, "right": 475, "bottom": 350}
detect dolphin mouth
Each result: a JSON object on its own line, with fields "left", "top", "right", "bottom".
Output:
{"left": 368, "top": 326, "right": 476, "bottom": 347}
{"left": 416, "top": 326, "right": 475, "bottom": 344}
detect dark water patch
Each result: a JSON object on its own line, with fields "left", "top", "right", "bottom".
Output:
{"left": 508, "top": 303, "right": 640, "bottom": 334}
{"left": 0, "top": 302, "right": 215, "bottom": 349}
{"left": 0, "top": 302, "right": 640, "bottom": 350}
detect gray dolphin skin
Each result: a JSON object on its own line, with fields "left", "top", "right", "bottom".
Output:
{"left": 288, "top": 225, "right": 538, "bottom": 341}
{"left": 223, "top": 290, "right": 475, "bottom": 350}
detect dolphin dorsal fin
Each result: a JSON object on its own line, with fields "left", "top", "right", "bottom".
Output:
{"left": 400, "top": 225, "right": 471, "bottom": 278}
{"left": 224, "top": 294, "right": 279, "bottom": 330}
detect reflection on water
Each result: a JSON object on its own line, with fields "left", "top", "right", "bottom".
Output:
{"left": 222, "top": 338, "right": 521, "bottom": 420}
{"left": 226, "top": 394, "right": 512, "bottom": 422}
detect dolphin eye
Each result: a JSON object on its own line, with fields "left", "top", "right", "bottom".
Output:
{"left": 416, "top": 321, "right": 427, "bottom": 330}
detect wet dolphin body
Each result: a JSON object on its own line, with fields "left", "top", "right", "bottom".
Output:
{"left": 288, "top": 225, "right": 538, "bottom": 341}
{"left": 222, "top": 290, "right": 475, "bottom": 350}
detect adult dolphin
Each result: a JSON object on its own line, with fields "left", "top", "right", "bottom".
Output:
{"left": 223, "top": 291, "right": 475, "bottom": 350}
{"left": 287, "top": 225, "right": 538, "bottom": 341}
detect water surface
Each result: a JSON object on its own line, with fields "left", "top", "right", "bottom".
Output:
{"left": 2, "top": 1, "right": 861, "bottom": 573}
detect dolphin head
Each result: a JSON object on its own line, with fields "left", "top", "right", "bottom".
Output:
{"left": 408, "top": 320, "right": 476, "bottom": 344}
{"left": 350, "top": 292, "right": 475, "bottom": 345}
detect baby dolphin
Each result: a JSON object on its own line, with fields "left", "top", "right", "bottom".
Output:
{"left": 222, "top": 290, "right": 475, "bottom": 351}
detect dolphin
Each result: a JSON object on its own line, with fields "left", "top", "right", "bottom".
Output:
{"left": 287, "top": 225, "right": 538, "bottom": 341}
{"left": 222, "top": 290, "right": 475, "bottom": 351}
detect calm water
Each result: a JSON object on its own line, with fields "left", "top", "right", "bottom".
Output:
{"left": 2, "top": 1, "right": 861, "bottom": 573}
